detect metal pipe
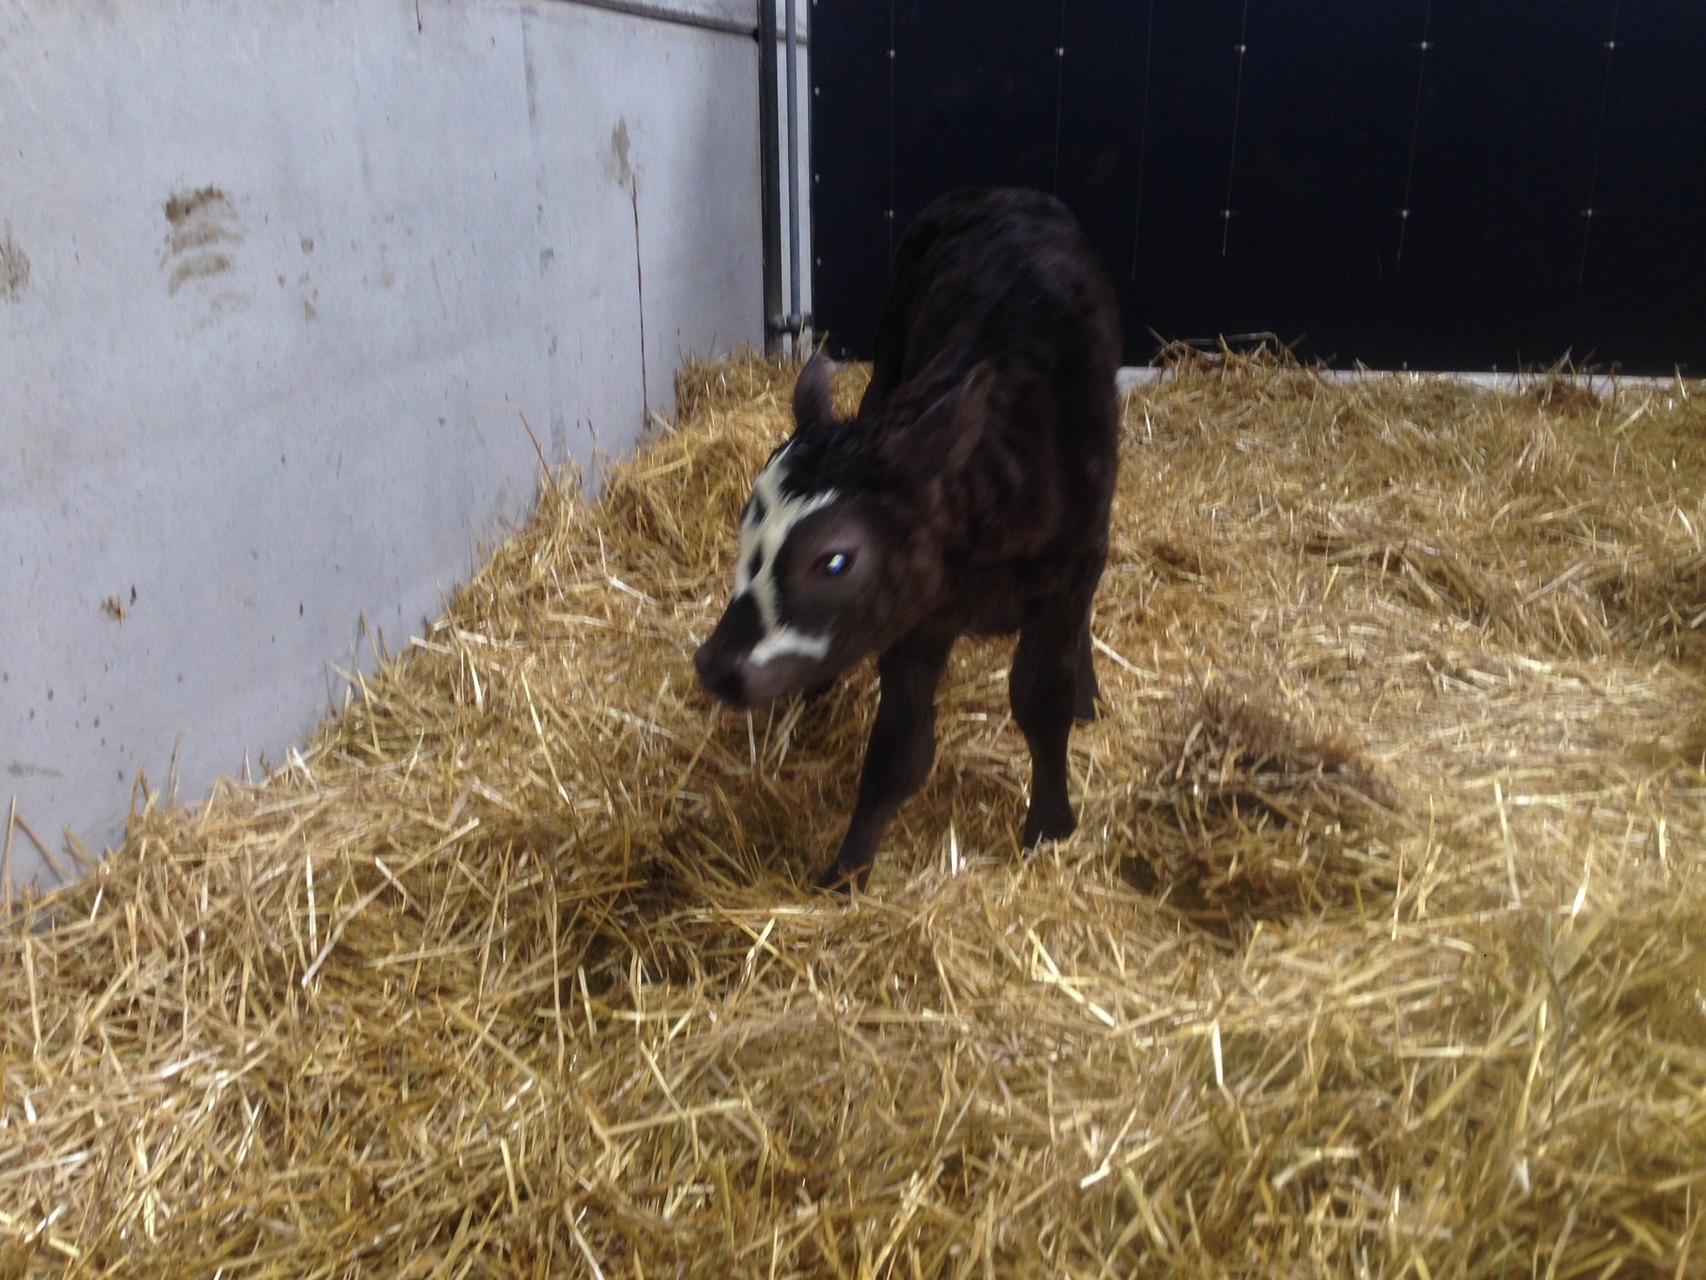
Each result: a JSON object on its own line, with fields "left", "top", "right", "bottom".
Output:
{"left": 552, "top": 0, "right": 758, "bottom": 40}
{"left": 758, "top": 0, "right": 785, "bottom": 353}
{"left": 784, "top": 0, "right": 802, "bottom": 331}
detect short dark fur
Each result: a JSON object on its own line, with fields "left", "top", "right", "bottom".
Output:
{"left": 696, "top": 188, "right": 1121, "bottom": 892}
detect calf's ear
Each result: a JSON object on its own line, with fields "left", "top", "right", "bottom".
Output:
{"left": 792, "top": 354, "right": 838, "bottom": 432}
{"left": 898, "top": 362, "right": 991, "bottom": 476}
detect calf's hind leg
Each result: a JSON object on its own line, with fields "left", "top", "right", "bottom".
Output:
{"left": 1010, "top": 596, "right": 1093, "bottom": 848}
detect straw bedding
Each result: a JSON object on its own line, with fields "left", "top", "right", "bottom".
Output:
{"left": 4, "top": 352, "right": 1705, "bottom": 1277}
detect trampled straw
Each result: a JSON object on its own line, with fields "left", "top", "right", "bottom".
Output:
{"left": 3, "top": 350, "right": 1703, "bottom": 1277}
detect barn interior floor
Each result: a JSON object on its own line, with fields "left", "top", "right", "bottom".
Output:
{"left": 4, "top": 352, "right": 1703, "bottom": 1277}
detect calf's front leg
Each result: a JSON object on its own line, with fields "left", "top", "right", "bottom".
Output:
{"left": 815, "top": 629, "right": 954, "bottom": 893}
{"left": 1073, "top": 616, "right": 1100, "bottom": 722}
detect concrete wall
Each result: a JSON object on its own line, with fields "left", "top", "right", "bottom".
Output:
{"left": 1, "top": 0, "right": 786, "bottom": 889}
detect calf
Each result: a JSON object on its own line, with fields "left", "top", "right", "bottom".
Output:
{"left": 694, "top": 187, "right": 1121, "bottom": 892}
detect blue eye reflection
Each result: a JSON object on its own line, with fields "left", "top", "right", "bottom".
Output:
{"left": 818, "top": 551, "right": 853, "bottom": 578}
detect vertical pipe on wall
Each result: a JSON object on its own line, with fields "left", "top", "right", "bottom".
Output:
{"left": 785, "top": 0, "right": 802, "bottom": 330}
{"left": 759, "top": 0, "right": 784, "bottom": 354}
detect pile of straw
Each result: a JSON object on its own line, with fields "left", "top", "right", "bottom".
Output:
{"left": 4, "top": 352, "right": 1704, "bottom": 1277}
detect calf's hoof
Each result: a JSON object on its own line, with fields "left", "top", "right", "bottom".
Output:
{"left": 1021, "top": 802, "right": 1078, "bottom": 850}
{"left": 814, "top": 859, "right": 871, "bottom": 895}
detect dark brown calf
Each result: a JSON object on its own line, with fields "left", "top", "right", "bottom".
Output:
{"left": 694, "top": 187, "right": 1122, "bottom": 892}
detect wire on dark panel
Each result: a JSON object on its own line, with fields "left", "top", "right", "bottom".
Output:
{"left": 1129, "top": 0, "right": 1154, "bottom": 281}
{"left": 1396, "top": 0, "right": 1433, "bottom": 268}
{"left": 1579, "top": 0, "right": 1621, "bottom": 284}
{"left": 1220, "top": 0, "right": 1250, "bottom": 258}
{"left": 1051, "top": 1, "right": 1069, "bottom": 194}
{"left": 886, "top": 0, "right": 897, "bottom": 260}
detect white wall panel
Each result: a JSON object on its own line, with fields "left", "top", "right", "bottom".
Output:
{"left": 0, "top": 0, "right": 766, "bottom": 887}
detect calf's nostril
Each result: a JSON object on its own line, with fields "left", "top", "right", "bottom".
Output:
{"left": 694, "top": 645, "right": 746, "bottom": 705}
{"left": 706, "top": 666, "right": 746, "bottom": 705}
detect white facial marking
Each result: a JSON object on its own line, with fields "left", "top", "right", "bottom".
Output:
{"left": 734, "top": 447, "right": 838, "bottom": 644}
{"left": 748, "top": 625, "right": 832, "bottom": 666}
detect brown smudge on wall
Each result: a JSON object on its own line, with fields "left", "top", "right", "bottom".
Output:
{"left": 164, "top": 187, "right": 226, "bottom": 225}
{"left": 161, "top": 187, "right": 242, "bottom": 296}
{"left": 607, "top": 119, "right": 634, "bottom": 187}
{"left": 1, "top": 225, "right": 29, "bottom": 302}
{"left": 168, "top": 253, "right": 234, "bottom": 296}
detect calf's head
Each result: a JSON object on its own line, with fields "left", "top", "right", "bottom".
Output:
{"left": 694, "top": 355, "right": 989, "bottom": 708}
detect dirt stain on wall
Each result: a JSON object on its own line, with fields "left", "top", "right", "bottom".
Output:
{"left": 165, "top": 188, "right": 224, "bottom": 225}
{"left": 1, "top": 224, "right": 30, "bottom": 302}
{"left": 169, "top": 254, "right": 235, "bottom": 294}
{"left": 162, "top": 187, "right": 242, "bottom": 296}
{"left": 607, "top": 119, "right": 633, "bottom": 187}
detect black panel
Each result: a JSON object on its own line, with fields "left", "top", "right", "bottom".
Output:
{"left": 811, "top": 0, "right": 1706, "bottom": 374}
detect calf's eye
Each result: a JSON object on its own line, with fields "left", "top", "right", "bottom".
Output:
{"left": 815, "top": 551, "right": 855, "bottom": 579}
